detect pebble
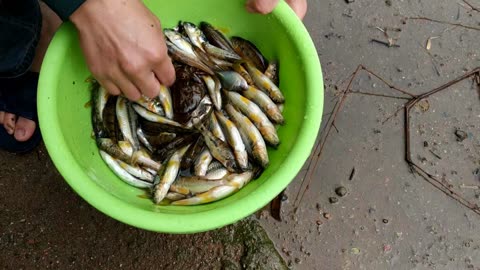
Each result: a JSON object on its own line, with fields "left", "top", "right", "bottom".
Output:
{"left": 382, "top": 218, "right": 389, "bottom": 224}
{"left": 351, "top": 248, "right": 360, "bottom": 255}
{"left": 324, "top": 213, "right": 332, "bottom": 220}
{"left": 455, "top": 129, "right": 468, "bottom": 142}
{"left": 329, "top": 197, "right": 339, "bottom": 204}
{"left": 335, "top": 186, "right": 348, "bottom": 197}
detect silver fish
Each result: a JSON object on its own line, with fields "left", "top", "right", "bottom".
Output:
{"left": 198, "top": 124, "right": 239, "bottom": 172}
{"left": 182, "top": 22, "right": 208, "bottom": 51}
{"left": 132, "top": 103, "right": 186, "bottom": 129}
{"left": 136, "top": 127, "right": 154, "bottom": 153}
{"left": 204, "top": 167, "right": 229, "bottom": 180}
{"left": 242, "top": 86, "right": 284, "bottom": 125}
{"left": 171, "top": 176, "right": 228, "bottom": 194}
{"left": 153, "top": 144, "right": 190, "bottom": 204}
{"left": 135, "top": 96, "right": 165, "bottom": 116}
{"left": 164, "top": 29, "right": 196, "bottom": 58}
{"left": 167, "top": 41, "right": 214, "bottom": 75}
{"left": 117, "top": 159, "right": 155, "bottom": 182}
{"left": 216, "top": 71, "right": 248, "bottom": 92}
{"left": 202, "top": 75, "right": 222, "bottom": 111}
{"left": 204, "top": 43, "right": 241, "bottom": 61}
{"left": 100, "top": 151, "right": 153, "bottom": 189}
{"left": 171, "top": 171, "right": 254, "bottom": 205}
{"left": 116, "top": 96, "right": 140, "bottom": 151}
{"left": 224, "top": 91, "right": 279, "bottom": 147}
{"left": 209, "top": 113, "right": 226, "bottom": 141}
{"left": 194, "top": 149, "right": 213, "bottom": 176}
{"left": 158, "top": 85, "right": 174, "bottom": 119}
{"left": 225, "top": 104, "right": 269, "bottom": 168}
{"left": 244, "top": 62, "right": 284, "bottom": 103}
{"left": 215, "top": 111, "right": 249, "bottom": 171}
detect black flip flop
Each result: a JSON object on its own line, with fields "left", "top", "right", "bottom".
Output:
{"left": 0, "top": 72, "right": 42, "bottom": 153}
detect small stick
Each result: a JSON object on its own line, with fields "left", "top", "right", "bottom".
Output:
{"left": 349, "top": 167, "right": 356, "bottom": 181}
{"left": 408, "top": 17, "right": 480, "bottom": 31}
{"left": 462, "top": 0, "right": 480, "bottom": 12}
{"left": 428, "top": 149, "right": 442, "bottom": 160}
{"left": 371, "top": 39, "right": 400, "bottom": 48}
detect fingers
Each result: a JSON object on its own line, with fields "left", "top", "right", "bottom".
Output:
{"left": 246, "top": 0, "right": 279, "bottom": 14}
{"left": 117, "top": 76, "right": 142, "bottom": 101}
{"left": 153, "top": 57, "right": 176, "bottom": 87}
{"left": 101, "top": 80, "right": 121, "bottom": 96}
{"left": 286, "top": 0, "right": 307, "bottom": 20}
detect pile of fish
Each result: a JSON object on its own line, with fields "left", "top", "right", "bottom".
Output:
{"left": 91, "top": 21, "right": 284, "bottom": 205}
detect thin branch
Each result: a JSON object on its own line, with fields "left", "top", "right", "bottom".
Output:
{"left": 408, "top": 17, "right": 480, "bottom": 31}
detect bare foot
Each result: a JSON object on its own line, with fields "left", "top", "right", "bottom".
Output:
{"left": 1, "top": 1, "right": 61, "bottom": 141}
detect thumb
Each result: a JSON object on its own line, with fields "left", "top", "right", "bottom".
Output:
{"left": 245, "top": 0, "right": 279, "bottom": 15}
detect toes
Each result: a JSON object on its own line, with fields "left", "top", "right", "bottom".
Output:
{"left": 4, "top": 113, "right": 16, "bottom": 135}
{"left": 0, "top": 111, "right": 4, "bottom": 125}
{"left": 14, "top": 117, "right": 36, "bottom": 142}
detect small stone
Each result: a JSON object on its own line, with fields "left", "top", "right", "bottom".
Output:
{"left": 295, "top": 258, "right": 301, "bottom": 264}
{"left": 335, "top": 186, "right": 348, "bottom": 197}
{"left": 316, "top": 220, "right": 323, "bottom": 225}
{"left": 351, "top": 247, "right": 360, "bottom": 255}
{"left": 329, "top": 197, "right": 339, "bottom": 204}
{"left": 316, "top": 203, "right": 321, "bottom": 211}
{"left": 324, "top": 213, "right": 332, "bottom": 220}
{"left": 423, "top": 141, "right": 429, "bottom": 147}
{"left": 455, "top": 129, "right": 468, "bottom": 142}
{"left": 281, "top": 193, "right": 288, "bottom": 201}
{"left": 383, "top": 244, "right": 392, "bottom": 253}
{"left": 385, "top": 0, "right": 392, "bottom": 6}
{"left": 382, "top": 218, "right": 389, "bottom": 224}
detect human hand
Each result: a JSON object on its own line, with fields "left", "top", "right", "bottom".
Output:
{"left": 70, "top": 0, "right": 175, "bottom": 101}
{"left": 245, "top": 0, "right": 307, "bottom": 20}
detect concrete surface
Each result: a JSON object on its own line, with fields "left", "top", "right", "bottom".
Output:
{"left": 1, "top": 0, "right": 480, "bottom": 269}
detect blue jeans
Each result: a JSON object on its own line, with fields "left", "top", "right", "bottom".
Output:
{"left": 0, "top": 0, "right": 42, "bottom": 79}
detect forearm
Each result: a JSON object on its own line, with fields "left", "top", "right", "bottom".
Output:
{"left": 42, "top": 0, "right": 85, "bottom": 21}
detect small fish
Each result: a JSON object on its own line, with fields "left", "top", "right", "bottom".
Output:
{"left": 242, "top": 86, "right": 284, "bottom": 125}
{"left": 100, "top": 151, "right": 153, "bottom": 189}
{"left": 194, "top": 149, "right": 213, "bottom": 176}
{"left": 182, "top": 21, "right": 208, "bottom": 51}
{"left": 209, "top": 113, "right": 226, "bottom": 142}
{"left": 204, "top": 167, "right": 229, "bottom": 180}
{"left": 132, "top": 103, "right": 186, "bottom": 129}
{"left": 116, "top": 96, "right": 140, "bottom": 151}
{"left": 97, "top": 138, "right": 132, "bottom": 164}
{"left": 158, "top": 85, "right": 174, "bottom": 119}
{"left": 184, "top": 96, "right": 213, "bottom": 129}
{"left": 202, "top": 76, "right": 222, "bottom": 111}
{"left": 165, "top": 192, "right": 187, "bottom": 201}
{"left": 102, "top": 95, "right": 119, "bottom": 141}
{"left": 200, "top": 22, "right": 235, "bottom": 53}
{"left": 136, "top": 127, "right": 154, "bottom": 153}
{"left": 231, "top": 36, "right": 268, "bottom": 71}
{"left": 244, "top": 62, "right": 284, "bottom": 103}
{"left": 135, "top": 96, "right": 165, "bottom": 116}
{"left": 117, "top": 159, "right": 155, "bottom": 182}
{"left": 92, "top": 84, "right": 110, "bottom": 138}
{"left": 198, "top": 124, "right": 239, "bottom": 172}
{"left": 224, "top": 91, "right": 279, "bottom": 147}
{"left": 232, "top": 63, "right": 254, "bottom": 85}
{"left": 181, "top": 135, "right": 205, "bottom": 170}
{"left": 215, "top": 111, "right": 249, "bottom": 171}
{"left": 153, "top": 133, "right": 199, "bottom": 162}
{"left": 146, "top": 132, "right": 177, "bottom": 148}
{"left": 171, "top": 171, "right": 254, "bottom": 205}
{"left": 164, "top": 29, "right": 196, "bottom": 58}
{"left": 216, "top": 71, "right": 248, "bottom": 92}
{"left": 167, "top": 41, "right": 214, "bottom": 75}
{"left": 116, "top": 140, "right": 161, "bottom": 171}
{"left": 203, "top": 43, "right": 241, "bottom": 61}
{"left": 171, "top": 176, "right": 228, "bottom": 194}
{"left": 153, "top": 144, "right": 190, "bottom": 204}
{"left": 225, "top": 104, "right": 269, "bottom": 168}
{"left": 264, "top": 61, "right": 279, "bottom": 86}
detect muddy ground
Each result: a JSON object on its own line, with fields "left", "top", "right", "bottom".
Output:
{"left": 1, "top": 0, "right": 480, "bottom": 269}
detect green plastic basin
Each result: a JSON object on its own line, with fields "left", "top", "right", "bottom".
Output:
{"left": 38, "top": 0, "right": 323, "bottom": 233}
